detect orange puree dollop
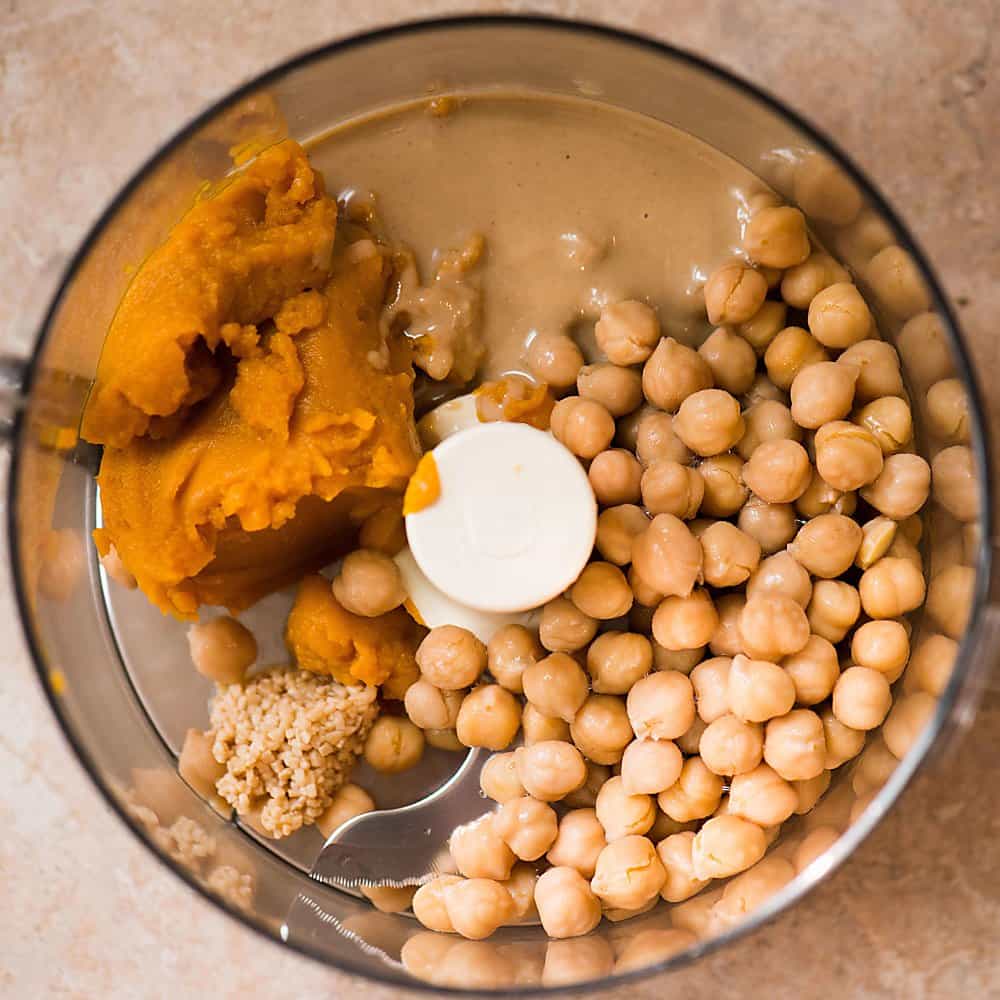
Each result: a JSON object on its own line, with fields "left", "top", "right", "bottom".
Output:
{"left": 403, "top": 452, "right": 441, "bottom": 516}
{"left": 285, "top": 574, "right": 421, "bottom": 696}
{"left": 85, "top": 141, "right": 422, "bottom": 617}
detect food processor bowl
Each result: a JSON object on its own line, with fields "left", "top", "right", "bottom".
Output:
{"left": 7, "top": 15, "right": 997, "bottom": 993}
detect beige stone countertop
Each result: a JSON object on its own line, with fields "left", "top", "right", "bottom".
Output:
{"left": 2, "top": 1, "right": 998, "bottom": 997}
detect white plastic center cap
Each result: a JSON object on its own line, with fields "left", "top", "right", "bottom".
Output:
{"left": 405, "top": 422, "right": 597, "bottom": 614}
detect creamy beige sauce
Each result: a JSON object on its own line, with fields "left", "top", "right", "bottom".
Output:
{"left": 308, "top": 93, "right": 769, "bottom": 380}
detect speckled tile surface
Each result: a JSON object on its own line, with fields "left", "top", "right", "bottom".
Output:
{"left": 1, "top": 1, "right": 999, "bottom": 997}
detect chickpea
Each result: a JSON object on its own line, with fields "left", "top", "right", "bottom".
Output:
{"left": 820, "top": 706, "right": 866, "bottom": 769}
{"left": 909, "top": 633, "right": 957, "bottom": 697}
{"left": 364, "top": 716, "right": 425, "bottom": 773}
{"left": 859, "top": 557, "right": 926, "bottom": 618}
{"left": 806, "top": 283, "right": 873, "bottom": 349}
{"left": 794, "top": 470, "right": 852, "bottom": 519}
{"left": 838, "top": 342, "right": 903, "bottom": 405}
{"left": 706, "top": 593, "right": 744, "bottom": 658}
{"left": 626, "top": 670, "right": 696, "bottom": 741}
{"left": 500, "top": 863, "right": 538, "bottom": 924}
{"left": 727, "top": 763, "right": 798, "bottom": 827}
{"left": 926, "top": 378, "right": 970, "bottom": 444}
{"left": 691, "top": 656, "right": 733, "bottom": 724}
{"left": 315, "top": 782, "right": 375, "bottom": 839}
{"left": 576, "top": 363, "right": 644, "bottom": 419}
{"left": 744, "top": 205, "right": 810, "bottom": 268}
{"left": 545, "top": 808, "right": 607, "bottom": 878}
{"left": 854, "top": 397, "right": 913, "bottom": 456}
{"left": 620, "top": 738, "right": 684, "bottom": 797}
{"left": 413, "top": 875, "right": 464, "bottom": 932}
{"left": 331, "top": 549, "right": 405, "bottom": 618}
{"left": 703, "top": 263, "right": 768, "bottom": 325}
{"left": 780, "top": 251, "right": 850, "bottom": 309}
{"left": 404, "top": 679, "right": 464, "bottom": 730}
{"left": 744, "top": 373, "right": 787, "bottom": 406}
{"left": 739, "top": 595, "right": 810, "bottom": 661}
{"left": 642, "top": 337, "right": 714, "bottom": 413}
{"left": 522, "top": 703, "right": 571, "bottom": 745}
{"left": 742, "top": 439, "right": 812, "bottom": 504}
{"left": 635, "top": 410, "right": 692, "bottom": 466}
{"left": 791, "top": 151, "right": 861, "bottom": 224}
{"left": 764, "top": 326, "right": 829, "bottom": 391}
{"left": 595, "top": 775, "right": 657, "bottom": 841}
{"left": 564, "top": 760, "right": 613, "bottom": 808}
{"left": 480, "top": 752, "right": 526, "bottom": 803}
{"left": 443, "top": 878, "right": 515, "bottom": 940}
{"left": 699, "top": 714, "right": 764, "bottom": 776}
{"left": 698, "top": 327, "right": 757, "bottom": 395}
{"left": 814, "top": 420, "right": 883, "bottom": 491}
{"left": 747, "top": 551, "right": 812, "bottom": 608}
{"left": 932, "top": 445, "right": 979, "bottom": 522}
{"left": 807, "top": 579, "right": 861, "bottom": 642}
{"left": 101, "top": 544, "right": 137, "bottom": 589}
{"left": 652, "top": 589, "right": 719, "bottom": 653}
{"left": 737, "top": 400, "right": 802, "bottom": 461}
{"left": 542, "top": 936, "right": 615, "bottom": 986}
{"left": 629, "top": 565, "right": 665, "bottom": 609}
{"left": 449, "top": 813, "right": 517, "bottom": 881}
{"left": 737, "top": 300, "right": 789, "bottom": 356}
{"left": 417, "top": 626, "right": 487, "bottom": 690}
{"left": 793, "top": 769, "right": 831, "bottom": 814}
{"left": 591, "top": 836, "right": 666, "bottom": 910}
{"left": 521, "top": 652, "right": 588, "bottom": 724}
{"left": 187, "top": 617, "right": 256, "bottom": 685}
{"left": 691, "top": 815, "right": 767, "bottom": 881}
{"left": 789, "top": 513, "right": 863, "bottom": 579}
{"left": 631, "top": 513, "right": 703, "bottom": 599}
{"left": 655, "top": 831, "right": 709, "bottom": 905}
{"left": 927, "top": 564, "right": 975, "bottom": 640}
{"left": 673, "top": 388, "right": 745, "bottom": 457}
{"left": 853, "top": 738, "right": 897, "bottom": 796}
{"left": 570, "top": 696, "right": 628, "bottom": 764}
{"left": 851, "top": 620, "right": 909, "bottom": 682}
{"left": 699, "top": 523, "right": 761, "bottom": 589}
{"left": 570, "top": 562, "right": 634, "bottom": 621}
{"left": 178, "top": 728, "right": 226, "bottom": 810}
{"left": 964, "top": 521, "right": 981, "bottom": 564}
{"left": 425, "top": 728, "right": 464, "bottom": 752}
{"left": 651, "top": 645, "right": 702, "bottom": 675}
{"left": 658, "top": 756, "right": 724, "bottom": 823}
{"left": 533, "top": 866, "right": 603, "bottom": 940}
{"left": 764, "top": 709, "right": 826, "bottom": 781}
{"left": 832, "top": 666, "right": 891, "bottom": 731}
{"left": 790, "top": 361, "right": 859, "bottom": 430}
{"left": 550, "top": 397, "right": 616, "bottom": 459}
{"left": 595, "top": 504, "right": 649, "bottom": 565}
{"left": 587, "top": 631, "right": 652, "bottom": 694}
{"left": 714, "top": 855, "right": 796, "bottom": 931}
{"left": 527, "top": 332, "right": 584, "bottom": 389}
{"left": 883, "top": 691, "right": 936, "bottom": 760}
{"left": 595, "top": 300, "right": 661, "bottom": 365}
{"left": 515, "top": 741, "right": 587, "bottom": 802}
{"left": 586, "top": 449, "right": 641, "bottom": 507}
{"left": 861, "top": 454, "right": 931, "bottom": 521}
{"left": 435, "top": 940, "right": 516, "bottom": 990}
{"left": 793, "top": 826, "right": 839, "bottom": 873}
{"left": 493, "top": 796, "right": 559, "bottom": 862}
{"left": 855, "top": 516, "right": 898, "bottom": 570}
{"left": 640, "top": 460, "right": 704, "bottom": 519}
{"left": 486, "top": 624, "right": 542, "bottom": 694}
{"left": 867, "top": 245, "right": 929, "bottom": 319}
{"left": 782, "top": 635, "right": 840, "bottom": 705}
{"left": 738, "top": 496, "right": 798, "bottom": 554}
{"left": 727, "top": 654, "right": 797, "bottom": 724}
{"left": 539, "top": 597, "right": 598, "bottom": 653}
{"left": 456, "top": 685, "right": 522, "bottom": 751}
{"left": 898, "top": 312, "right": 952, "bottom": 390}
{"left": 698, "top": 454, "right": 748, "bottom": 517}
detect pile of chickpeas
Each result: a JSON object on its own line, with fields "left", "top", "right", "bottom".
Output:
{"left": 313, "top": 196, "right": 976, "bottom": 943}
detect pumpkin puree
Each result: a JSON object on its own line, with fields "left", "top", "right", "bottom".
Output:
{"left": 85, "top": 141, "right": 422, "bottom": 617}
